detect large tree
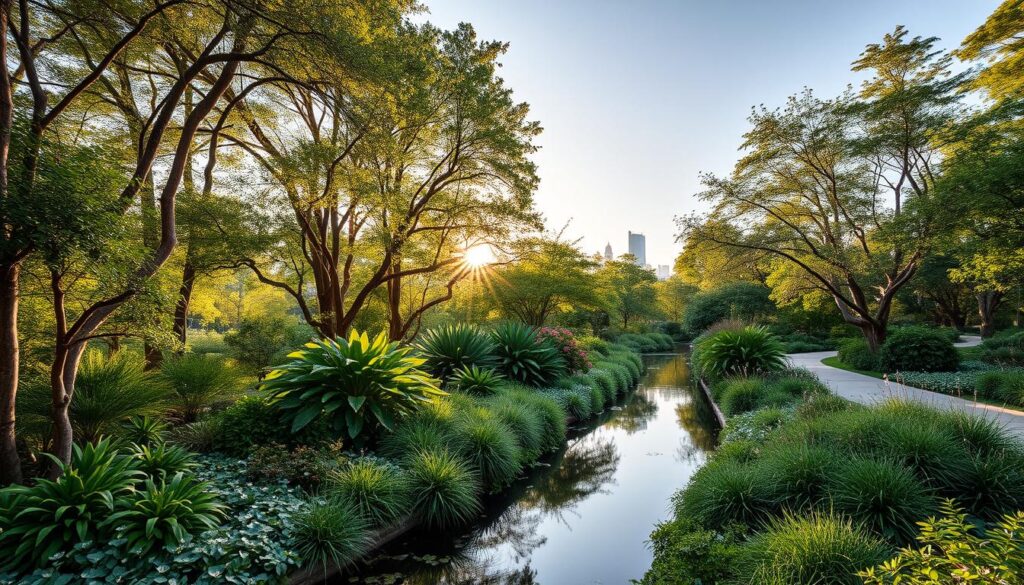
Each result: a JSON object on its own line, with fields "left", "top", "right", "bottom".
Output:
{"left": 679, "top": 28, "right": 963, "bottom": 350}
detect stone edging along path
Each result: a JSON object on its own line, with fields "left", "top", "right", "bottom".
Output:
{"left": 786, "top": 335, "right": 1024, "bottom": 439}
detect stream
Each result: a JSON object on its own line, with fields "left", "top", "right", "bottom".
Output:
{"left": 340, "top": 351, "right": 718, "bottom": 585}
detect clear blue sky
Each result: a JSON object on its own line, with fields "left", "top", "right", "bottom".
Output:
{"left": 418, "top": 0, "right": 997, "bottom": 268}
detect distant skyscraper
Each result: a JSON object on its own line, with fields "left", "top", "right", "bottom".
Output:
{"left": 657, "top": 264, "right": 671, "bottom": 280}
{"left": 604, "top": 242, "right": 613, "bottom": 261}
{"left": 628, "top": 231, "right": 646, "bottom": 267}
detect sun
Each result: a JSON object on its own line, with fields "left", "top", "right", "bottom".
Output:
{"left": 462, "top": 245, "right": 496, "bottom": 268}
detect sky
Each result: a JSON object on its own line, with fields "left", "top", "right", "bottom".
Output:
{"left": 417, "top": 0, "right": 998, "bottom": 269}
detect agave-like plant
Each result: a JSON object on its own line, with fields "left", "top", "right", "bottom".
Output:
{"left": 694, "top": 325, "right": 787, "bottom": 379}
{"left": 415, "top": 324, "right": 496, "bottom": 379}
{"left": 491, "top": 322, "right": 568, "bottom": 387}
{"left": 449, "top": 365, "right": 505, "bottom": 396}
{"left": 0, "top": 439, "right": 144, "bottom": 569}
{"left": 120, "top": 415, "right": 169, "bottom": 447}
{"left": 262, "top": 330, "right": 445, "bottom": 440}
{"left": 105, "top": 472, "right": 225, "bottom": 555}
{"left": 128, "top": 442, "right": 197, "bottom": 479}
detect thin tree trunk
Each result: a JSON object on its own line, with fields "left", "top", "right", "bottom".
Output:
{"left": 387, "top": 259, "right": 403, "bottom": 341}
{"left": 173, "top": 260, "right": 197, "bottom": 348}
{"left": 977, "top": 291, "right": 1003, "bottom": 338}
{"left": 0, "top": 261, "right": 21, "bottom": 485}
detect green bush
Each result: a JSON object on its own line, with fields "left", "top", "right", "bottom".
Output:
{"left": 292, "top": 498, "right": 371, "bottom": 570}
{"left": 880, "top": 326, "right": 959, "bottom": 373}
{"left": 860, "top": 501, "right": 1024, "bottom": 584}
{"left": 829, "top": 458, "right": 936, "bottom": 544}
{"left": 487, "top": 397, "right": 545, "bottom": 467}
{"left": 694, "top": 326, "right": 786, "bottom": 379}
{"left": 0, "top": 439, "right": 143, "bottom": 569}
{"left": 121, "top": 415, "right": 169, "bottom": 447}
{"left": 159, "top": 354, "right": 245, "bottom": 422}
{"left": 675, "top": 461, "right": 775, "bottom": 530}
{"left": 448, "top": 365, "right": 504, "bottom": 396}
{"left": 377, "top": 415, "right": 455, "bottom": 461}
{"left": 414, "top": 323, "right": 496, "bottom": 380}
{"left": 245, "top": 442, "right": 343, "bottom": 489}
{"left": 837, "top": 338, "right": 880, "bottom": 371}
{"left": 211, "top": 395, "right": 286, "bottom": 456}
{"left": 262, "top": 331, "right": 444, "bottom": 441}
{"left": 943, "top": 410, "right": 1018, "bottom": 457}
{"left": 682, "top": 282, "right": 775, "bottom": 334}
{"left": 976, "top": 371, "right": 1024, "bottom": 405}
{"left": 596, "top": 361, "right": 632, "bottom": 394}
{"left": 167, "top": 419, "right": 220, "bottom": 452}
{"left": 407, "top": 449, "right": 482, "bottom": 529}
{"left": 637, "top": 517, "right": 742, "bottom": 585}
{"left": 490, "top": 322, "right": 567, "bottom": 386}
{"left": 759, "top": 443, "right": 837, "bottom": 510}
{"left": 128, "top": 442, "right": 197, "bottom": 479}
{"left": 737, "top": 512, "right": 892, "bottom": 585}
{"left": 716, "top": 378, "right": 772, "bottom": 416}
{"left": 327, "top": 458, "right": 411, "bottom": 527}
{"left": 713, "top": 439, "right": 762, "bottom": 464}
{"left": 547, "top": 385, "right": 593, "bottom": 421}
{"left": 224, "top": 316, "right": 315, "bottom": 373}
{"left": 958, "top": 451, "right": 1024, "bottom": 521}
{"left": 496, "top": 385, "right": 566, "bottom": 452}
{"left": 451, "top": 409, "right": 521, "bottom": 490}
{"left": 107, "top": 472, "right": 224, "bottom": 555}
{"left": 878, "top": 420, "right": 970, "bottom": 494}
{"left": 577, "top": 335, "right": 610, "bottom": 356}
{"left": 588, "top": 368, "right": 618, "bottom": 403}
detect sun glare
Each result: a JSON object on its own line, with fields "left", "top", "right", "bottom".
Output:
{"left": 462, "top": 245, "right": 495, "bottom": 268}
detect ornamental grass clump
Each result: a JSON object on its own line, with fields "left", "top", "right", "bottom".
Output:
{"left": 491, "top": 322, "right": 568, "bottom": 386}
{"left": 407, "top": 449, "right": 482, "bottom": 529}
{"left": 497, "top": 386, "right": 566, "bottom": 452}
{"left": 675, "top": 461, "right": 775, "bottom": 530}
{"left": 292, "top": 498, "right": 372, "bottom": 570}
{"left": 451, "top": 408, "right": 522, "bottom": 489}
{"left": 694, "top": 325, "right": 786, "bottom": 379}
{"left": 757, "top": 444, "right": 837, "bottom": 511}
{"left": 262, "top": 330, "right": 444, "bottom": 441}
{"left": 159, "top": 353, "right": 245, "bottom": 422}
{"left": 327, "top": 458, "right": 412, "bottom": 527}
{"left": 588, "top": 368, "right": 618, "bottom": 403}
{"left": 828, "top": 458, "right": 936, "bottom": 544}
{"left": 488, "top": 397, "right": 545, "bottom": 466}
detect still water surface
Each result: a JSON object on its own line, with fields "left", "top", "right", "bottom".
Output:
{"left": 342, "top": 351, "right": 717, "bottom": 585}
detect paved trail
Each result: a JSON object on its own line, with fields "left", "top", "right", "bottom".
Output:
{"left": 787, "top": 336, "right": 1024, "bottom": 438}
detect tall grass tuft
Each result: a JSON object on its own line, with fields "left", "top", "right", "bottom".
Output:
{"left": 407, "top": 449, "right": 482, "bottom": 529}
{"left": 327, "top": 458, "right": 411, "bottom": 528}
{"left": 497, "top": 386, "right": 566, "bottom": 452}
{"left": 488, "top": 397, "right": 544, "bottom": 466}
{"left": 675, "top": 461, "right": 775, "bottom": 530}
{"left": 160, "top": 353, "right": 245, "bottom": 422}
{"left": 829, "top": 458, "right": 936, "bottom": 544}
{"left": 758, "top": 444, "right": 837, "bottom": 511}
{"left": 451, "top": 409, "right": 522, "bottom": 489}
{"left": 292, "top": 498, "right": 372, "bottom": 570}
{"left": 588, "top": 368, "right": 618, "bottom": 403}
{"left": 69, "top": 352, "right": 171, "bottom": 442}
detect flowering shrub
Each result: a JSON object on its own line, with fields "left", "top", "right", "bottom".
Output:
{"left": 537, "top": 327, "right": 591, "bottom": 373}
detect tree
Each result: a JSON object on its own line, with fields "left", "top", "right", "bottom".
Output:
{"left": 907, "top": 254, "right": 972, "bottom": 329}
{"left": 675, "top": 220, "right": 766, "bottom": 291}
{"left": 957, "top": 0, "right": 1024, "bottom": 103}
{"left": 655, "top": 276, "right": 697, "bottom": 323}
{"left": 492, "top": 236, "right": 602, "bottom": 326}
{"left": 680, "top": 28, "right": 962, "bottom": 350}
{"left": 599, "top": 256, "right": 659, "bottom": 329}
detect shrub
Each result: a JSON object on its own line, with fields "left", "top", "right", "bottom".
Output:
{"left": 860, "top": 501, "right": 1024, "bottom": 584}
{"left": 958, "top": 452, "right": 1024, "bottom": 520}
{"left": 675, "top": 461, "right": 775, "bottom": 530}
{"left": 263, "top": 331, "right": 444, "bottom": 441}
{"left": 536, "top": 327, "right": 591, "bottom": 372}
{"left": 187, "top": 329, "right": 227, "bottom": 354}
{"left": 121, "top": 415, "right": 168, "bottom": 447}
{"left": 577, "top": 335, "right": 610, "bottom": 356}
{"left": 894, "top": 370, "right": 979, "bottom": 396}
{"left": 637, "top": 517, "right": 742, "bottom": 585}
{"left": 588, "top": 384, "right": 605, "bottom": 414}
{"left": 588, "top": 368, "right": 618, "bottom": 403}
{"left": 224, "top": 316, "right": 315, "bottom": 373}
{"left": 829, "top": 458, "right": 936, "bottom": 544}
{"left": 547, "top": 385, "right": 594, "bottom": 421}
{"left": 769, "top": 375, "right": 827, "bottom": 398}
{"left": 448, "top": 365, "right": 504, "bottom": 396}
{"left": 713, "top": 439, "right": 762, "bottom": 464}
{"left": 837, "top": 338, "right": 880, "bottom": 371}
{"left": 128, "top": 442, "right": 197, "bottom": 479}
{"left": 942, "top": 410, "right": 1018, "bottom": 457}
{"left": 682, "top": 282, "right": 775, "bottom": 334}
{"left": 759, "top": 443, "right": 836, "bottom": 510}
{"left": 378, "top": 415, "right": 456, "bottom": 461}
{"left": 65, "top": 351, "right": 171, "bottom": 442}
{"left": 608, "top": 349, "right": 643, "bottom": 383}
{"left": 407, "top": 449, "right": 482, "bottom": 529}
{"left": 327, "top": 458, "right": 411, "bottom": 527}
{"left": 211, "top": 395, "right": 286, "bottom": 456}
{"left": 0, "top": 439, "right": 143, "bottom": 569}
{"left": 488, "top": 397, "right": 545, "bottom": 466}
{"left": 414, "top": 323, "right": 496, "bottom": 380}
{"left": 976, "top": 371, "right": 1024, "bottom": 405}
{"left": 167, "top": 419, "right": 220, "bottom": 452}
{"left": 159, "top": 353, "right": 245, "bottom": 422}
{"left": 106, "top": 472, "right": 224, "bottom": 555}
{"left": 737, "top": 512, "right": 892, "bottom": 585}
{"left": 983, "top": 345, "right": 1024, "bottom": 366}
{"left": 597, "top": 361, "right": 632, "bottom": 394}
{"left": 490, "top": 322, "right": 568, "bottom": 386}
{"left": 292, "top": 498, "right": 372, "bottom": 570}
{"left": 451, "top": 408, "right": 521, "bottom": 490}
{"left": 246, "top": 442, "right": 344, "bottom": 489}
{"left": 694, "top": 326, "right": 786, "bottom": 379}
{"left": 880, "top": 326, "right": 959, "bottom": 373}
{"left": 717, "top": 378, "right": 769, "bottom": 416}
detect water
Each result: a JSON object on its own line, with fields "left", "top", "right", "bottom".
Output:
{"left": 342, "top": 351, "right": 718, "bottom": 585}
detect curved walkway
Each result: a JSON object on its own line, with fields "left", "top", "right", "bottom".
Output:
{"left": 787, "top": 336, "right": 1024, "bottom": 438}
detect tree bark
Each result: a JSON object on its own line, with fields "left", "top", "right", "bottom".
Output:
{"left": 977, "top": 291, "right": 1004, "bottom": 338}
{"left": 0, "top": 261, "right": 21, "bottom": 485}
{"left": 173, "top": 260, "right": 197, "bottom": 348}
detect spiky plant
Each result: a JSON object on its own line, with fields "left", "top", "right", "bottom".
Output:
{"left": 128, "top": 442, "right": 197, "bottom": 479}
{"left": 262, "top": 330, "right": 445, "bottom": 441}
{"left": 120, "top": 415, "right": 169, "bottom": 447}
{"left": 327, "top": 459, "right": 412, "bottom": 527}
{"left": 407, "top": 449, "right": 482, "bottom": 529}
{"left": 448, "top": 365, "right": 504, "bottom": 396}
{"left": 415, "top": 323, "right": 496, "bottom": 379}
{"left": 491, "top": 322, "right": 568, "bottom": 387}
{"left": 694, "top": 325, "right": 786, "bottom": 379}
{"left": 292, "top": 498, "right": 372, "bottom": 569}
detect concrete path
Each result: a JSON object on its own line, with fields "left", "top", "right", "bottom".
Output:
{"left": 787, "top": 335, "right": 1024, "bottom": 438}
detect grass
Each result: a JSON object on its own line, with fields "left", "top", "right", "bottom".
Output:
{"left": 828, "top": 458, "right": 936, "bottom": 544}
{"left": 451, "top": 409, "right": 522, "bottom": 490}
{"left": 406, "top": 449, "right": 482, "bottom": 529}
{"left": 675, "top": 461, "right": 775, "bottom": 530}
{"left": 292, "top": 498, "right": 372, "bottom": 570}
{"left": 327, "top": 459, "right": 412, "bottom": 528}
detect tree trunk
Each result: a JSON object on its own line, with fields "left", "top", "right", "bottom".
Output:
{"left": 859, "top": 321, "right": 886, "bottom": 353}
{"left": 977, "top": 291, "right": 1004, "bottom": 338}
{"left": 0, "top": 261, "right": 21, "bottom": 485}
{"left": 47, "top": 341, "right": 86, "bottom": 478}
{"left": 173, "top": 260, "right": 197, "bottom": 348}
{"left": 387, "top": 259, "right": 403, "bottom": 341}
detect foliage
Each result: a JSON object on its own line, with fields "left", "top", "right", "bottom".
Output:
{"left": 860, "top": 501, "right": 1024, "bottom": 584}
{"left": 66, "top": 351, "right": 171, "bottom": 443}
{"left": 210, "top": 395, "right": 288, "bottom": 456}
{"left": 536, "top": 326, "right": 591, "bottom": 372}
{"left": 0, "top": 439, "right": 143, "bottom": 570}
{"left": 407, "top": 449, "right": 482, "bottom": 529}
{"left": 837, "top": 338, "right": 881, "bottom": 371}
{"left": 224, "top": 317, "right": 316, "bottom": 373}
{"left": 448, "top": 365, "right": 504, "bottom": 396}
{"left": 490, "top": 322, "right": 568, "bottom": 386}
{"left": 451, "top": 409, "right": 522, "bottom": 489}
{"left": 615, "top": 332, "right": 673, "bottom": 353}
{"left": 829, "top": 458, "right": 936, "bottom": 544}
{"left": 894, "top": 371, "right": 982, "bottom": 397}
{"left": 759, "top": 443, "right": 836, "bottom": 510}
{"left": 637, "top": 517, "right": 743, "bottom": 585}
{"left": 598, "top": 257, "right": 661, "bottom": 328}
{"left": 737, "top": 512, "right": 892, "bottom": 585}
{"left": 546, "top": 385, "right": 594, "bottom": 421}
{"left": 263, "top": 331, "right": 444, "bottom": 441}
{"left": 880, "top": 326, "right": 960, "bottom": 373}
{"left": 121, "top": 416, "right": 169, "bottom": 447}
{"left": 159, "top": 354, "right": 245, "bottom": 422}
{"left": 128, "top": 442, "right": 197, "bottom": 479}
{"left": 681, "top": 282, "right": 776, "bottom": 335}
{"left": 414, "top": 323, "right": 496, "bottom": 380}
{"left": 292, "top": 498, "right": 371, "bottom": 570}
{"left": 587, "top": 368, "right": 618, "bottom": 403}
{"left": 487, "top": 397, "right": 545, "bottom": 467}
{"left": 107, "top": 473, "right": 224, "bottom": 555}
{"left": 975, "top": 370, "right": 1024, "bottom": 405}
{"left": 694, "top": 325, "right": 786, "bottom": 378}
{"left": 327, "top": 458, "right": 411, "bottom": 528}
{"left": 496, "top": 386, "right": 567, "bottom": 452}
{"left": 168, "top": 419, "right": 221, "bottom": 453}
{"left": 246, "top": 442, "right": 345, "bottom": 490}
{"left": 675, "top": 461, "right": 775, "bottom": 530}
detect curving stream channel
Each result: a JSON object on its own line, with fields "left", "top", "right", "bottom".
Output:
{"left": 338, "top": 351, "right": 718, "bottom": 585}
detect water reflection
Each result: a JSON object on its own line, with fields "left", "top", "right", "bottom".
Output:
{"left": 342, "top": 352, "right": 716, "bottom": 585}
